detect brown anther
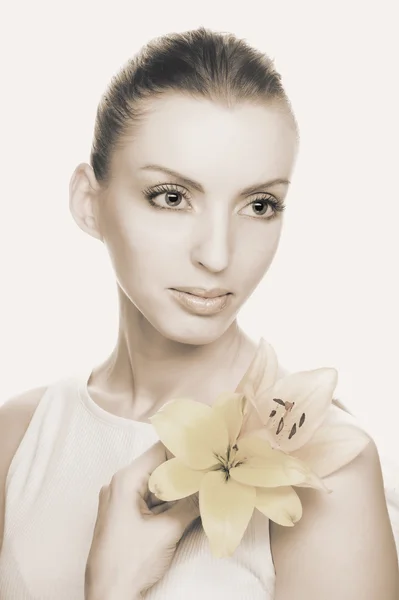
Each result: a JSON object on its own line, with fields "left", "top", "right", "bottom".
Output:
{"left": 299, "top": 413, "right": 306, "bottom": 427}
{"left": 273, "top": 398, "right": 286, "bottom": 407}
{"left": 276, "top": 417, "right": 284, "bottom": 435}
{"left": 288, "top": 423, "right": 297, "bottom": 439}
{"left": 269, "top": 409, "right": 277, "bottom": 417}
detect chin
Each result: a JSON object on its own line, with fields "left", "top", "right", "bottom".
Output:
{"left": 154, "top": 312, "right": 238, "bottom": 346}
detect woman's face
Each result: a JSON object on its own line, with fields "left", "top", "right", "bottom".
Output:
{"left": 94, "top": 94, "right": 298, "bottom": 344}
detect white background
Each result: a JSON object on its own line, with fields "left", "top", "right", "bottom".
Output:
{"left": 0, "top": 1, "right": 398, "bottom": 460}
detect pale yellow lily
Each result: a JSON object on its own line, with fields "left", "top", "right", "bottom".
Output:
{"left": 148, "top": 391, "right": 327, "bottom": 558}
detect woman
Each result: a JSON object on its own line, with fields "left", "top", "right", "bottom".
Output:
{"left": 0, "top": 26, "right": 397, "bottom": 599}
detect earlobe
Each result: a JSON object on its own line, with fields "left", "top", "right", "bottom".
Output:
{"left": 69, "top": 163, "right": 103, "bottom": 241}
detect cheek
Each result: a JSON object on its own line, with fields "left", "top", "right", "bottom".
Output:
{"left": 103, "top": 208, "right": 187, "bottom": 287}
{"left": 234, "top": 220, "right": 282, "bottom": 279}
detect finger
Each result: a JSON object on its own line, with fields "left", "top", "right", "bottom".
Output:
{"left": 151, "top": 500, "right": 177, "bottom": 515}
{"left": 98, "top": 485, "right": 110, "bottom": 509}
{"left": 113, "top": 441, "right": 168, "bottom": 497}
{"left": 134, "top": 442, "right": 169, "bottom": 498}
{"left": 137, "top": 494, "right": 176, "bottom": 516}
{"left": 147, "top": 490, "right": 165, "bottom": 509}
{"left": 159, "top": 494, "right": 201, "bottom": 533}
{"left": 93, "top": 485, "right": 111, "bottom": 525}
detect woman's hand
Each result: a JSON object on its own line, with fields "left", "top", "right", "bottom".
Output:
{"left": 84, "top": 441, "right": 200, "bottom": 600}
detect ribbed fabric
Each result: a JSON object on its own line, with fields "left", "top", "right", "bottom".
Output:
{"left": 0, "top": 371, "right": 275, "bottom": 600}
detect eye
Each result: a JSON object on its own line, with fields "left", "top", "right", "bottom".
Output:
{"left": 142, "top": 184, "right": 191, "bottom": 211}
{"left": 239, "top": 195, "right": 286, "bottom": 220}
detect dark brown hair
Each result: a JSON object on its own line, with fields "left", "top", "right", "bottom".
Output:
{"left": 90, "top": 26, "right": 295, "bottom": 187}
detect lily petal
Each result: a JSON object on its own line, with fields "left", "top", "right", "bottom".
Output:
{"left": 234, "top": 434, "right": 283, "bottom": 460}
{"left": 236, "top": 338, "right": 278, "bottom": 404}
{"left": 199, "top": 470, "right": 256, "bottom": 558}
{"left": 212, "top": 392, "right": 246, "bottom": 446}
{"left": 292, "top": 421, "right": 371, "bottom": 478}
{"left": 150, "top": 399, "right": 228, "bottom": 470}
{"left": 230, "top": 459, "right": 316, "bottom": 488}
{"left": 148, "top": 457, "right": 205, "bottom": 501}
{"left": 230, "top": 435, "right": 329, "bottom": 491}
{"left": 252, "top": 367, "right": 338, "bottom": 453}
{"left": 255, "top": 486, "right": 303, "bottom": 526}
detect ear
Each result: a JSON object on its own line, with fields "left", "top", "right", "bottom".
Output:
{"left": 69, "top": 163, "right": 103, "bottom": 241}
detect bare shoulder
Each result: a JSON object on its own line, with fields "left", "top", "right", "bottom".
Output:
{"left": 0, "top": 385, "right": 48, "bottom": 551}
{"left": 270, "top": 439, "right": 399, "bottom": 599}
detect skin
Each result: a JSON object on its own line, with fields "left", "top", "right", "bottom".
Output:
{"left": 85, "top": 441, "right": 200, "bottom": 599}
{"left": 69, "top": 93, "right": 399, "bottom": 598}
{"left": 69, "top": 93, "right": 297, "bottom": 420}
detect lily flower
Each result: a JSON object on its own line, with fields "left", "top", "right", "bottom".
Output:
{"left": 148, "top": 398, "right": 326, "bottom": 557}
{"left": 148, "top": 338, "right": 371, "bottom": 558}
{"left": 237, "top": 338, "right": 371, "bottom": 478}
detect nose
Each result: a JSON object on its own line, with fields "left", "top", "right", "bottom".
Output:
{"left": 190, "top": 207, "right": 232, "bottom": 274}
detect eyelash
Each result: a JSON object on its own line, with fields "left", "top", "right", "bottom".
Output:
{"left": 142, "top": 183, "right": 286, "bottom": 220}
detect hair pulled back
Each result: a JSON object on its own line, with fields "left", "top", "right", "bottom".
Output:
{"left": 90, "top": 26, "right": 294, "bottom": 186}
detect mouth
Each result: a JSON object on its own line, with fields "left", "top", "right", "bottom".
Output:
{"left": 171, "top": 287, "right": 232, "bottom": 299}
{"left": 169, "top": 288, "right": 233, "bottom": 315}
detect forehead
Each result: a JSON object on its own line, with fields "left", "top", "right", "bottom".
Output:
{"left": 113, "top": 94, "right": 298, "bottom": 187}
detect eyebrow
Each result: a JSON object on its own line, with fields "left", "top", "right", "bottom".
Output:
{"left": 140, "top": 164, "right": 290, "bottom": 195}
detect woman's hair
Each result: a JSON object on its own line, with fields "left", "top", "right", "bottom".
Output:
{"left": 88, "top": 27, "right": 351, "bottom": 416}
{"left": 90, "top": 26, "right": 296, "bottom": 187}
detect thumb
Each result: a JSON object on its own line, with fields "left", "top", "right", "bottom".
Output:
{"left": 118, "top": 441, "right": 167, "bottom": 498}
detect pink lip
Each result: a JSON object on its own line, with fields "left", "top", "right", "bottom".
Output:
{"left": 171, "top": 287, "right": 231, "bottom": 299}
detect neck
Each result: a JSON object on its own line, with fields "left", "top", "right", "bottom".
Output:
{"left": 88, "top": 290, "right": 258, "bottom": 420}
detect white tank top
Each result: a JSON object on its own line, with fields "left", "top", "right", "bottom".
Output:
{"left": 0, "top": 371, "right": 276, "bottom": 599}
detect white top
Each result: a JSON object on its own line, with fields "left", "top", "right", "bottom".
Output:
{"left": 0, "top": 371, "right": 276, "bottom": 599}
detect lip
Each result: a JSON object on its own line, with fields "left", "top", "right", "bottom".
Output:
{"left": 171, "top": 287, "right": 231, "bottom": 299}
{"left": 169, "top": 288, "right": 232, "bottom": 316}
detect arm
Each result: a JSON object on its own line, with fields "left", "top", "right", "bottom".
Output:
{"left": 270, "top": 439, "right": 399, "bottom": 600}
